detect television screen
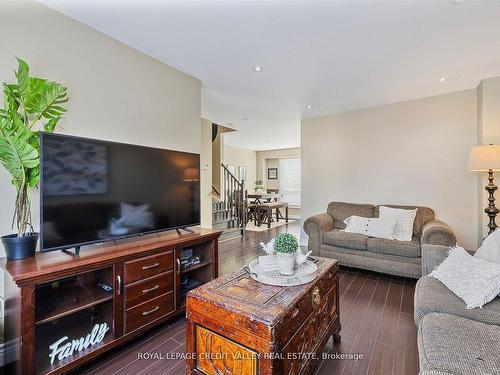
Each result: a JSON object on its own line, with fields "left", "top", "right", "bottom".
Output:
{"left": 40, "top": 133, "right": 200, "bottom": 252}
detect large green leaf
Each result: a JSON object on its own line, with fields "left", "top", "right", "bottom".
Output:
{"left": 15, "top": 58, "right": 29, "bottom": 95}
{"left": 3, "top": 83, "right": 19, "bottom": 115}
{"left": 27, "top": 164, "right": 39, "bottom": 187}
{"left": 0, "top": 118, "right": 39, "bottom": 186}
{"left": 1, "top": 58, "right": 67, "bottom": 234}
{"left": 44, "top": 117, "right": 59, "bottom": 133}
{"left": 23, "top": 79, "right": 67, "bottom": 121}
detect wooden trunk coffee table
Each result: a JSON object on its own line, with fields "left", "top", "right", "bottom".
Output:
{"left": 186, "top": 257, "right": 340, "bottom": 375}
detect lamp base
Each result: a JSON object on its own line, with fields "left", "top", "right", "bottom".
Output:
{"left": 485, "top": 170, "right": 499, "bottom": 234}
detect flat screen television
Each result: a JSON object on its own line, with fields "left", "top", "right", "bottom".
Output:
{"left": 40, "top": 133, "right": 200, "bottom": 252}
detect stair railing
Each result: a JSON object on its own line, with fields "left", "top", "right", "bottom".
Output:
{"left": 212, "top": 185, "right": 221, "bottom": 198}
{"left": 221, "top": 164, "right": 246, "bottom": 235}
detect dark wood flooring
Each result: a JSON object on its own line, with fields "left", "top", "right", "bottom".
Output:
{"left": 78, "top": 221, "right": 418, "bottom": 375}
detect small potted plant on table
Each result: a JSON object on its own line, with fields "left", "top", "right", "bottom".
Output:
{"left": 0, "top": 58, "right": 67, "bottom": 260}
{"left": 274, "top": 233, "right": 298, "bottom": 275}
{"left": 254, "top": 179, "right": 264, "bottom": 193}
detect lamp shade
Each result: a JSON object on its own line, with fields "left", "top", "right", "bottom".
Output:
{"left": 467, "top": 145, "right": 500, "bottom": 171}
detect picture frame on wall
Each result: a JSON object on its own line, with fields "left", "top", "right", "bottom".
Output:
{"left": 238, "top": 166, "right": 247, "bottom": 182}
{"left": 268, "top": 168, "right": 278, "bottom": 179}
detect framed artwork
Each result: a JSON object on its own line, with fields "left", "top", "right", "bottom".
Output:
{"left": 238, "top": 166, "right": 247, "bottom": 182}
{"left": 267, "top": 168, "right": 278, "bottom": 180}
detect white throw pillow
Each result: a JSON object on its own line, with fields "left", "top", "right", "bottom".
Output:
{"left": 342, "top": 215, "right": 396, "bottom": 240}
{"left": 474, "top": 229, "right": 500, "bottom": 264}
{"left": 430, "top": 247, "right": 500, "bottom": 309}
{"left": 378, "top": 206, "right": 417, "bottom": 242}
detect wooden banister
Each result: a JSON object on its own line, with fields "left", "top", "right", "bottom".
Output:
{"left": 220, "top": 164, "right": 247, "bottom": 235}
{"left": 212, "top": 185, "right": 220, "bottom": 197}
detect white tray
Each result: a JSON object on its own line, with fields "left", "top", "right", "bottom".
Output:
{"left": 245, "top": 258, "right": 318, "bottom": 286}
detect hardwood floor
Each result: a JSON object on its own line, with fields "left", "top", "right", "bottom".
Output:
{"left": 78, "top": 221, "right": 418, "bottom": 375}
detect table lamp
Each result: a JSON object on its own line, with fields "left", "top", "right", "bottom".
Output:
{"left": 467, "top": 144, "right": 500, "bottom": 234}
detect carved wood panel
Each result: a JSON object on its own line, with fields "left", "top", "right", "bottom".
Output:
{"left": 195, "top": 325, "right": 258, "bottom": 375}
{"left": 187, "top": 258, "right": 340, "bottom": 375}
{"left": 281, "top": 286, "right": 336, "bottom": 375}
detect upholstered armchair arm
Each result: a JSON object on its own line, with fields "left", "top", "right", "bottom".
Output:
{"left": 422, "top": 244, "right": 475, "bottom": 276}
{"left": 421, "top": 244, "right": 450, "bottom": 276}
{"left": 421, "top": 220, "right": 457, "bottom": 247}
{"left": 303, "top": 213, "right": 334, "bottom": 256}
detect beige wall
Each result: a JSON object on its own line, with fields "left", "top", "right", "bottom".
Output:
{"left": 212, "top": 128, "right": 222, "bottom": 192}
{"left": 200, "top": 119, "right": 213, "bottom": 228}
{"left": 222, "top": 143, "right": 257, "bottom": 190}
{"left": 0, "top": 1, "right": 201, "bottom": 258}
{"left": 256, "top": 148, "right": 301, "bottom": 185}
{"left": 301, "top": 90, "right": 478, "bottom": 249}
{"left": 265, "top": 159, "right": 280, "bottom": 190}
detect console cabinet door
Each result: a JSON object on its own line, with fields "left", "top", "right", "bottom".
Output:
{"left": 34, "top": 264, "right": 119, "bottom": 375}
{"left": 114, "top": 262, "right": 124, "bottom": 338}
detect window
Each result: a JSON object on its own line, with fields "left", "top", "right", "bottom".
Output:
{"left": 279, "top": 158, "right": 301, "bottom": 207}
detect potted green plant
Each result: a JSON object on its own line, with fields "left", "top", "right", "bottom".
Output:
{"left": 254, "top": 179, "right": 264, "bottom": 192}
{"left": 0, "top": 58, "right": 68, "bottom": 260}
{"left": 274, "top": 233, "right": 298, "bottom": 275}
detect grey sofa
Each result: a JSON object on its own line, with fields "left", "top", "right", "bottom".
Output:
{"left": 415, "top": 245, "right": 500, "bottom": 374}
{"left": 304, "top": 202, "right": 456, "bottom": 278}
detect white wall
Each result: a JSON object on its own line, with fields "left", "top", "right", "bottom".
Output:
{"left": 222, "top": 144, "right": 257, "bottom": 190}
{"left": 0, "top": 1, "right": 201, "bottom": 257}
{"left": 301, "top": 90, "right": 478, "bottom": 250}
{"left": 200, "top": 119, "right": 212, "bottom": 228}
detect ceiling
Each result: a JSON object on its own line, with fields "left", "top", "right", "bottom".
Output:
{"left": 40, "top": 0, "right": 500, "bottom": 151}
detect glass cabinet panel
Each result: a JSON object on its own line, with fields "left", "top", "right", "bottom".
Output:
{"left": 34, "top": 267, "right": 115, "bottom": 374}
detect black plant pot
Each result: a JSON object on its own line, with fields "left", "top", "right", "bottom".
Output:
{"left": 1, "top": 232, "right": 38, "bottom": 260}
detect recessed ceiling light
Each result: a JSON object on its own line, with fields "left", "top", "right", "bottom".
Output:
{"left": 452, "top": 0, "right": 467, "bottom": 4}
{"left": 438, "top": 77, "right": 446, "bottom": 83}
{"left": 306, "top": 105, "right": 312, "bottom": 109}
{"left": 252, "top": 65, "right": 263, "bottom": 72}
{"left": 241, "top": 117, "right": 249, "bottom": 121}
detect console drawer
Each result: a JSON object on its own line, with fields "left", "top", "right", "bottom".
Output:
{"left": 124, "top": 251, "right": 173, "bottom": 284}
{"left": 125, "top": 292, "right": 174, "bottom": 333}
{"left": 125, "top": 271, "right": 174, "bottom": 309}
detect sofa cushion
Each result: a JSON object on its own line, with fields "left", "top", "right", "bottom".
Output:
{"left": 327, "top": 202, "right": 374, "bottom": 229}
{"left": 414, "top": 276, "right": 500, "bottom": 326}
{"left": 367, "top": 236, "right": 421, "bottom": 258}
{"left": 418, "top": 312, "right": 500, "bottom": 375}
{"left": 320, "top": 244, "right": 422, "bottom": 278}
{"left": 323, "top": 229, "right": 368, "bottom": 250}
{"left": 375, "top": 204, "right": 434, "bottom": 237}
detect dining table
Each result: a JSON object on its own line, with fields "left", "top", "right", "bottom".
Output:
{"left": 247, "top": 193, "right": 287, "bottom": 227}
{"left": 247, "top": 193, "right": 283, "bottom": 204}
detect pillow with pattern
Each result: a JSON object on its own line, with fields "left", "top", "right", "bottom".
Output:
{"left": 378, "top": 206, "right": 417, "bottom": 241}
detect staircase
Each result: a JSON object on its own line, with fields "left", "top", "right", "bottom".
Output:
{"left": 212, "top": 164, "right": 246, "bottom": 239}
